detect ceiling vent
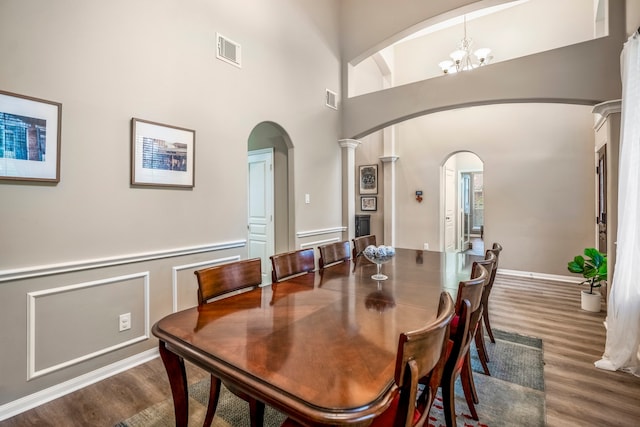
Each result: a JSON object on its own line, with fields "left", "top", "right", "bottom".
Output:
{"left": 216, "top": 33, "right": 241, "bottom": 68}
{"left": 325, "top": 89, "right": 338, "bottom": 110}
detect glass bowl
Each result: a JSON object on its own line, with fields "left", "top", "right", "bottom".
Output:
{"left": 362, "top": 245, "right": 396, "bottom": 280}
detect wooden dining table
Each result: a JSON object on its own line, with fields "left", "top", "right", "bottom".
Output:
{"left": 152, "top": 248, "right": 478, "bottom": 426}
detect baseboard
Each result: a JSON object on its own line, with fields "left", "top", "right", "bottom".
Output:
{"left": 498, "top": 268, "right": 582, "bottom": 283}
{"left": 0, "top": 348, "right": 159, "bottom": 421}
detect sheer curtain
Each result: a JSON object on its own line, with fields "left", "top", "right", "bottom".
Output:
{"left": 595, "top": 32, "right": 640, "bottom": 376}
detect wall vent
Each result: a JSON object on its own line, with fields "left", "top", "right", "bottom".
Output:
{"left": 325, "top": 89, "right": 338, "bottom": 110}
{"left": 216, "top": 33, "right": 241, "bottom": 68}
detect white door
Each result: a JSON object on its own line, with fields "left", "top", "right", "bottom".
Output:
{"left": 248, "top": 149, "right": 275, "bottom": 284}
{"left": 444, "top": 167, "right": 456, "bottom": 252}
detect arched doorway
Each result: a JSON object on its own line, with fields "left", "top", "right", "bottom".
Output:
{"left": 442, "top": 151, "right": 484, "bottom": 254}
{"left": 247, "top": 121, "right": 295, "bottom": 284}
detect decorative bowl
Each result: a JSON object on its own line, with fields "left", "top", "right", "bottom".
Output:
{"left": 362, "top": 245, "right": 396, "bottom": 280}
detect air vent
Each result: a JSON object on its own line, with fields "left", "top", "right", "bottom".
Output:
{"left": 216, "top": 33, "right": 241, "bottom": 68}
{"left": 325, "top": 89, "right": 338, "bottom": 110}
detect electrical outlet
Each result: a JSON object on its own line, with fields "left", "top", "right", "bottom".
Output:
{"left": 423, "top": 243, "right": 429, "bottom": 250}
{"left": 119, "top": 313, "right": 131, "bottom": 332}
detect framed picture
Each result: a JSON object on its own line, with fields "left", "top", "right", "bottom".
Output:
{"left": 361, "top": 196, "right": 377, "bottom": 211}
{"left": 0, "top": 90, "right": 62, "bottom": 183}
{"left": 359, "top": 164, "right": 378, "bottom": 194}
{"left": 131, "top": 118, "right": 195, "bottom": 188}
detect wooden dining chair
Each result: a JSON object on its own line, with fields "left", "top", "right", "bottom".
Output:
{"left": 194, "top": 258, "right": 265, "bottom": 427}
{"left": 318, "top": 240, "right": 351, "bottom": 269}
{"left": 352, "top": 234, "right": 377, "bottom": 259}
{"left": 270, "top": 248, "right": 315, "bottom": 283}
{"left": 281, "top": 291, "right": 455, "bottom": 427}
{"left": 481, "top": 242, "right": 503, "bottom": 344}
{"left": 472, "top": 251, "right": 498, "bottom": 375}
{"left": 433, "top": 263, "right": 487, "bottom": 427}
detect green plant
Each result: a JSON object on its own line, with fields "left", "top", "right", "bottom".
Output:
{"left": 567, "top": 248, "right": 607, "bottom": 294}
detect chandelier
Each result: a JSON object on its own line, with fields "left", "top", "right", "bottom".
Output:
{"left": 438, "top": 16, "right": 492, "bottom": 74}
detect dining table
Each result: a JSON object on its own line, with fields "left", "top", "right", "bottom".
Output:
{"left": 152, "top": 248, "right": 479, "bottom": 426}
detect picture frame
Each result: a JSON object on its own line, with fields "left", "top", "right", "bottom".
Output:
{"left": 0, "top": 90, "right": 62, "bottom": 183}
{"left": 359, "top": 164, "right": 378, "bottom": 194}
{"left": 361, "top": 196, "right": 377, "bottom": 211}
{"left": 131, "top": 118, "right": 195, "bottom": 188}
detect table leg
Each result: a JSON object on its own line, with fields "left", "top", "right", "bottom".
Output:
{"left": 158, "top": 340, "right": 189, "bottom": 427}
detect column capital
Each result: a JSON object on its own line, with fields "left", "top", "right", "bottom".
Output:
{"left": 593, "top": 99, "right": 622, "bottom": 130}
{"left": 380, "top": 155, "right": 399, "bottom": 163}
{"left": 338, "top": 139, "right": 361, "bottom": 150}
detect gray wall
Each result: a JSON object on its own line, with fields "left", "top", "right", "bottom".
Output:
{"left": 0, "top": 0, "right": 342, "bottom": 406}
{"left": 391, "top": 103, "right": 595, "bottom": 275}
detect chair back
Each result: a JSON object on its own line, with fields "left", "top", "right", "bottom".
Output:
{"left": 446, "top": 264, "right": 487, "bottom": 369}
{"left": 487, "top": 242, "right": 503, "bottom": 265}
{"left": 473, "top": 253, "right": 497, "bottom": 306}
{"left": 393, "top": 292, "right": 455, "bottom": 427}
{"left": 318, "top": 241, "right": 351, "bottom": 269}
{"left": 270, "top": 248, "right": 315, "bottom": 283}
{"left": 486, "top": 242, "right": 502, "bottom": 283}
{"left": 455, "top": 264, "right": 486, "bottom": 314}
{"left": 194, "top": 258, "right": 262, "bottom": 305}
{"left": 352, "top": 235, "right": 377, "bottom": 259}
{"left": 444, "top": 298, "right": 472, "bottom": 376}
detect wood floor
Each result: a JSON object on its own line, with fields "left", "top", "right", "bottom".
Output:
{"left": 2, "top": 274, "right": 639, "bottom": 426}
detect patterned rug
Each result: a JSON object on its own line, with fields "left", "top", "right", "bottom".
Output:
{"left": 115, "top": 329, "right": 545, "bottom": 427}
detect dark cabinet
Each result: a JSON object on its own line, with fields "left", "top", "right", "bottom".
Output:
{"left": 355, "top": 215, "right": 370, "bottom": 237}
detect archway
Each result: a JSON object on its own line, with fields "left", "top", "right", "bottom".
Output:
{"left": 442, "top": 151, "right": 484, "bottom": 254}
{"left": 247, "top": 121, "right": 295, "bottom": 283}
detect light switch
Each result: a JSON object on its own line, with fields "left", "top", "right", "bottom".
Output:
{"left": 305, "top": 194, "right": 310, "bottom": 204}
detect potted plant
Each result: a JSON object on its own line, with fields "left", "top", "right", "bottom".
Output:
{"left": 567, "top": 248, "right": 607, "bottom": 312}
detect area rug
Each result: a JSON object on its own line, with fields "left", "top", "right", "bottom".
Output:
{"left": 115, "top": 329, "right": 544, "bottom": 427}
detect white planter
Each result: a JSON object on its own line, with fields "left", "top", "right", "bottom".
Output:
{"left": 581, "top": 290, "right": 602, "bottom": 312}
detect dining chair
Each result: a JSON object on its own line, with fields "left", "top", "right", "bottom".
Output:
{"left": 352, "top": 234, "right": 377, "bottom": 260}
{"left": 318, "top": 240, "right": 351, "bottom": 269}
{"left": 270, "top": 248, "right": 315, "bottom": 283}
{"left": 482, "top": 242, "right": 503, "bottom": 344}
{"left": 472, "top": 251, "right": 498, "bottom": 376}
{"left": 433, "top": 263, "right": 487, "bottom": 427}
{"left": 281, "top": 291, "right": 455, "bottom": 427}
{"left": 194, "top": 258, "right": 265, "bottom": 427}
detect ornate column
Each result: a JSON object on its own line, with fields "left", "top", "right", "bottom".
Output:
{"left": 593, "top": 99, "right": 621, "bottom": 301}
{"left": 380, "top": 155, "right": 398, "bottom": 246}
{"left": 339, "top": 139, "right": 361, "bottom": 241}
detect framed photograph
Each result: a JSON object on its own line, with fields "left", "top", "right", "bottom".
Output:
{"left": 359, "top": 164, "right": 378, "bottom": 194}
{"left": 0, "top": 90, "right": 62, "bottom": 183}
{"left": 131, "top": 118, "right": 195, "bottom": 188}
{"left": 361, "top": 196, "right": 377, "bottom": 211}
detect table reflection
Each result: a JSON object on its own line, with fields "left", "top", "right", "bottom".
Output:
{"left": 365, "top": 282, "right": 396, "bottom": 313}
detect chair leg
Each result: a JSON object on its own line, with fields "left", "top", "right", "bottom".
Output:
{"left": 483, "top": 307, "right": 496, "bottom": 343}
{"left": 249, "top": 399, "right": 265, "bottom": 427}
{"left": 462, "top": 352, "right": 479, "bottom": 405}
{"left": 442, "top": 376, "right": 458, "bottom": 427}
{"left": 204, "top": 375, "right": 222, "bottom": 427}
{"left": 474, "top": 326, "right": 491, "bottom": 376}
{"left": 460, "top": 353, "right": 478, "bottom": 421}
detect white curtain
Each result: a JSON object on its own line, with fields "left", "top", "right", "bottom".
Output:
{"left": 595, "top": 32, "right": 640, "bottom": 376}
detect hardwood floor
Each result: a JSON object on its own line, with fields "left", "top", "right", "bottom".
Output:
{"left": 489, "top": 274, "right": 640, "bottom": 427}
{"left": 2, "top": 274, "right": 639, "bottom": 426}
